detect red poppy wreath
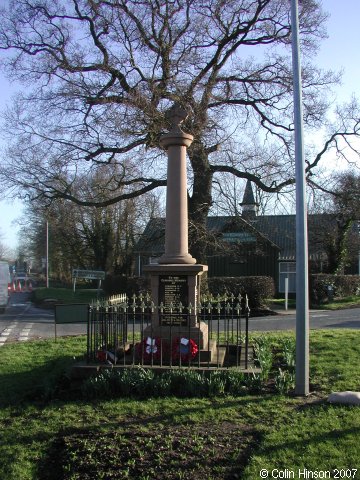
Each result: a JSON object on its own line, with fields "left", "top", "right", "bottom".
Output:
{"left": 137, "top": 336, "right": 162, "bottom": 362}
{"left": 172, "top": 337, "right": 198, "bottom": 363}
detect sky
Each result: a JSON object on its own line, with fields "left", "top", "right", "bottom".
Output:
{"left": 0, "top": 0, "right": 360, "bottom": 251}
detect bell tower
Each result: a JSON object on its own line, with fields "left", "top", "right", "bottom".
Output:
{"left": 240, "top": 180, "right": 259, "bottom": 219}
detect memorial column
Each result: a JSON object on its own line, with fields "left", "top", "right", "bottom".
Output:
{"left": 143, "top": 103, "right": 208, "bottom": 349}
{"left": 158, "top": 104, "right": 196, "bottom": 265}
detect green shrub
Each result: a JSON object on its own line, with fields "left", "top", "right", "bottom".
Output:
{"left": 152, "top": 371, "right": 173, "bottom": 397}
{"left": 81, "top": 368, "right": 256, "bottom": 399}
{"left": 253, "top": 336, "right": 274, "bottom": 380}
{"left": 129, "top": 367, "right": 155, "bottom": 398}
{"left": 280, "top": 337, "right": 296, "bottom": 371}
{"left": 243, "top": 372, "right": 263, "bottom": 393}
{"left": 274, "top": 368, "right": 295, "bottom": 394}
{"left": 103, "top": 275, "right": 150, "bottom": 297}
{"left": 110, "top": 367, "right": 155, "bottom": 398}
{"left": 81, "top": 359, "right": 293, "bottom": 399}
{"left": 224, "top": 371, "right": 247, "bottom": 396}
{"left": 207, "top": 276, "right": 274, "bottom": 309}
{"left": 81, "top": 370, "right": 112, "bottom": 399}
{"left": 207, "top": 371, "right": 226, "bottom": 397}
{"left": 310, "top": 274, "right": 360, "bottom": 305}
{"left": 168, "top": 369, "right": 207, "bottom": 398}
{"left": 103, "top": 274, "right": 275, "bottom": 310}
{"left": 82, "top": 367, "right": 155, "bottom": 399}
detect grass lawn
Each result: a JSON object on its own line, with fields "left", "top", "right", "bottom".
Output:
{"left": 271, "top": 295, "right": 360, "bottom": 311}
{"left": 0, "top": 330, "right": 359, "bottom": 479}
{"left": 320, "top": 295, "right": 360, "bottom": 310}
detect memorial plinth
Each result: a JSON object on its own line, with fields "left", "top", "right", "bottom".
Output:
{"left": 143, "top": 263, "right": 208, "bottom": 348}
{"left": 143, "top": 104, "right": 209, "bottom": 351}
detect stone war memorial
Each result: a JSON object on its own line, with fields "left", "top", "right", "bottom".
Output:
{"left": 143, "top": 103, "right": 209, "bottom": 354}
{"left": 85, "top": 103, "right": 253, "bottom": 371}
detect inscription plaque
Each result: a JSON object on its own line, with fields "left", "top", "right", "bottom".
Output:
{"left": 158, "top": 275, "right": 188, "bottom": 326}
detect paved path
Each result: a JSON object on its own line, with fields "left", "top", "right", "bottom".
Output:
{"left": 0, "top": 292, "right": 359, "bottom": 346}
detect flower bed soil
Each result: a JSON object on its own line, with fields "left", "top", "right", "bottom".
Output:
{"left": 41, "top": 420, "right": 261, "bottom": 479}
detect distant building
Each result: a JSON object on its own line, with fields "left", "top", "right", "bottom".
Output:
{"left": 135, "top": 181, "right": 359, "bottom": 293}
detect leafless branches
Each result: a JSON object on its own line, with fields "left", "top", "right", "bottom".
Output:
{"left": 0, "top": 0, "right": 357, "bottom": 230}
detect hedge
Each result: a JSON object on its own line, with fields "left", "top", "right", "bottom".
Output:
{"left": 102, "top": 275, "right": 150, "bottom": 297}
{"left": 207, "top": 276, "right": 275, "bottom": 309}
{"left": 103, "top": 274, "right": 274, "bottom": 309}
{"left": 310, "top": 274, "right": 360, "bottom": 305}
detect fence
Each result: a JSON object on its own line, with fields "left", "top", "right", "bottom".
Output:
{"left": 54, "top": 303, "right": 88, "bottom": 341}
{"left": 87, "top": 293, "right": 252, "bottom": 370}
{"left": 53, "top": 294, "right": 127, "bottom": 341}
{"left": 106, "top": 293, "right": 127, "bottom": 305}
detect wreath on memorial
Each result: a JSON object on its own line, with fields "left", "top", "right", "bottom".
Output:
{"left": 172, "top": 337, "right": 198, "bottom": 363}
{"left": 136, "top": 336, "right": 162, "bottom": 362}
{"left": 96, "top": 349, "right": 107, "bottom": 363}
{"left": 95, "top": 348, "right": 117, "bottom": 364}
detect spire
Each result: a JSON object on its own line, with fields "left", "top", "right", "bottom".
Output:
{"left": 240, "top": 180, "right": 259, "bottom": 219}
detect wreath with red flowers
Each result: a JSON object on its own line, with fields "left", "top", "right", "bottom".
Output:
{"left": 136, "top": 336, "right": 162, "bottom": 362}
{"left": 96, "top": 350, "right": 107, "bottom": 363}
{"left": 172, "top": 337, "right": 198, "bottom": 363}
{"left": 95, "top": 349, "right": 117, "bottom": 363}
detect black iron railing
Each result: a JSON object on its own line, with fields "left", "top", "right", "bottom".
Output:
{"left": 87, "top": 294, "right": 252, "bottom": 370}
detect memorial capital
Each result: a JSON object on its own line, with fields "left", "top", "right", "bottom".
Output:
{"left": 161, "top": 103, "right": 193, "bottom": 150}
{"left": 166, "top": 102, "right": 188, "bottom": 133}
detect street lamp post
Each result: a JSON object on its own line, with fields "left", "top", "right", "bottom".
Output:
{"left": 291, "top": 0, "right": 310, "bottom": 396}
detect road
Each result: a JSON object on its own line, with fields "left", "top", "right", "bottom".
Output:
{"left": 0, "top": 292, "right": 87, "bottom": 346}
{"left": 0, "top": 291, "right": 359, "bottom": 346}
{"left": 248, "top": 308, "right": 360, "bottom": 331}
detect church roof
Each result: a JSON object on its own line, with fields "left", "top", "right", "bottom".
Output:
{"left": 135, "top": 214, "right": 338, "bottom": 261}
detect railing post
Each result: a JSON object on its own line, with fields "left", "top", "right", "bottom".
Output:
{"left": 245, "top": 296, "right": 250, "bottom": 370}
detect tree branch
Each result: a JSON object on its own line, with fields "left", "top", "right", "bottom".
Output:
{"left": 210, "top": 164, "right": 294, "bottom": 192}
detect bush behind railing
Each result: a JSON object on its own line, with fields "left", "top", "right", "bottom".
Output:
{"left": 207, "top": 276, "right": 275, "bottom": 310}
{"left": 103, "top": 274, "right": 274, "bottom": 310}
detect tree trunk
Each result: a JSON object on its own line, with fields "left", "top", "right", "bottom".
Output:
{"left": 327, "top": 218, "right": 353, "bottom": 274}
{"left": 188, "top": 142, "right": 213, "bottom": 264}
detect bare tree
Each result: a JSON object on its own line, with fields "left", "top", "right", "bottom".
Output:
{"left": 20, "top": 168, "right": 163, "bottom": 279}
{"left": 212, "top": 141, "right": 295, "bottom": 216}
{"left": 0, "top": 232, "right": 11, "bottom": 260}
{"left": 307, "top": 172, "right": 360, "bottom": 274}
{"left": 0, "top": 0, "right": 359, "bottom": 262}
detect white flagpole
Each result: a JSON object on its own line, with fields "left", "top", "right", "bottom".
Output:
{"left": 291, "top": 0, "right": 310, "bottom": 396}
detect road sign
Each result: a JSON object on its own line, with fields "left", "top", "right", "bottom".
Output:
{"left": 72, "top": 269, "right": 105, "bottom": 280}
